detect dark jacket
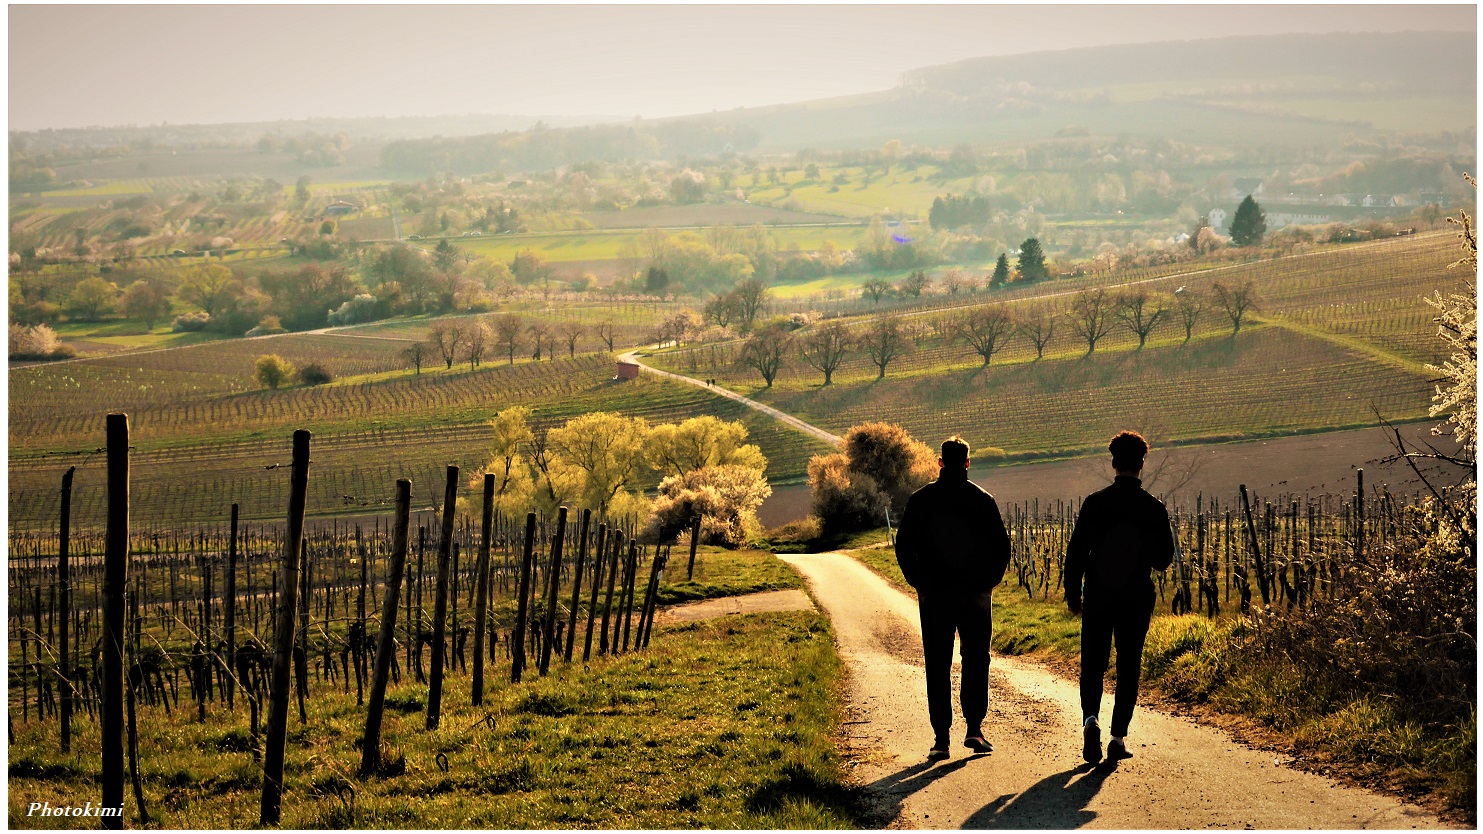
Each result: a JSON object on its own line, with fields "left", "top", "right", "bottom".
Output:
{"left": 1064, "top": 475, "right": 1175, "bottom": 612}
{"left": 894, "top": 468, "right": 1011, "bottom": 593}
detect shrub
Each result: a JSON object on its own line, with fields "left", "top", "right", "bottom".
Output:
{"left": 296, "top": 362, "right": 333, "bottom": 386}
{"left": 172, "top": 311, "right": 211, "bottom": 332}
{"left": 245, "top": 314, "right": 286, "bottom": 337}
{"left": 7, "top": 323, "right": 74, "bottom": 360}
{"left": 325, "top": 293, "right": 383, "bottom": 326}
{"left": 808, "top": 422, "right": 936, "bottom": 537}
{"left": 642, "top": 464, "right": 771, "bottom": 548}
{"left": 255, "top": 354, "right": 295, "bottom": 389}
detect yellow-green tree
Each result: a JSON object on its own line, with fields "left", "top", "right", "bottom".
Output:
{"left": 255, "top": 354, "right": 295, "bottom": 389}
{"left": 548, "top": 412, "right": 651, "bottom": 513}
{"left": 647, "top": 416, "right": 766, "bottom": 479}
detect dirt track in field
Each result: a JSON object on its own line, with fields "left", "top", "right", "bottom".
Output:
{"left": 779, "top": 551, "right": 1453, "bottom": 830}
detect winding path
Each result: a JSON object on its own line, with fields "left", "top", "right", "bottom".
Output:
{"left": 780, "top": 551, "right": 1451, "bottom": 830}
{"left": 616, "top": 348, "right": 841, "bottom": 446}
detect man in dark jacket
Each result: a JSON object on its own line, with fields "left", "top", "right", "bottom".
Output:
{"left": 1064, "top": 431, "right": 1174, "bottom": 764}
{"left": 894, "top": 436, "right": 1011, "bottom": 759}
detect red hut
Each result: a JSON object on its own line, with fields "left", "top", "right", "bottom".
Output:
{"left": 614, "top": 360, "right": 641, "bottom": 380}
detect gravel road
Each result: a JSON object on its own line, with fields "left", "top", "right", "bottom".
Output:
{"left": 779, "top": 551, "right": 1451, "bottom": 830}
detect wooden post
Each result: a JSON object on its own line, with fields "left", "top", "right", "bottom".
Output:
{"left": 426, "top": 465, "right": 458, "bottom": 731}
{"left": 356, "top": 525, "right": 367, "bottom": 707}
{"left": 1355, "top": 468, "right": 1366, "bottom": 563}
{"left": 102, "top": 415, "right": 128, "bottom": 827}
{"left": 294, "top": 539, "right": 309, "bottom": 724}
{"left": 620, "top": 542, "right": 639, "bottom": 653}
{"left": 361, "top": 480, "right": 410, "bottom": 777}
{"left": 583, "top": 523, "right": 608, "bottom": 662}
{"left": 539, "top": 507, "right": 568, "bottom": 676}
{"left": 686, "top": 512, "right": 701, "bottom": 581}
{"left": 473, "top": 475, "right": 494, "bottom": 706}
{"left": 599, "top": 530, "right": 622, "bottom": 655}
{"left": 641, "top": 548, "right": 667, "bottom": 649}
{"left": 261, "top": 430, "right": 310, "bottom": 826}
{"left": 511, "top": 513, "right": 537, "bottom": 683}
{"left": 1239, "top": 485, "right": 1270, "bottom": 607}
{"left": 563, "top": 509, "right": 591, "bottom": 662}
{"left": 225, "top": 503, "right": 238, "bottom": 711}
{"left": 59, "top": 466, "right": 74, "bottom": 753}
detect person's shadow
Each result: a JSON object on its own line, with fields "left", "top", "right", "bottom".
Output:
{"left": 962, "top": 761, "right": 1118, "bottom": 829}
{"left": 858, "top": 755, "right": 984, "bottom": 827}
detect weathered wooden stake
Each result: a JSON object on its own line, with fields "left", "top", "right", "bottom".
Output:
{"left": 538, "top": 507, "right": 568, "bottom": 675}
{"left": 599, "top": 530, "right": 623, "bottom": 655}
{"left": 356, "top": 525, "right": 367, "bottom": 707}
{"left": 261, "top": 429, "right": 311, "bottom": 826}
{"left": 294, "top": 539, "right": 310, "bottom": 724}
{"left": 102, "top": 415, "right": 128, "bottom": 828}
{"left": 58, "top": 465, "right": 74, "bottom": 753}
{"left": 1238, "top": 485, "right": 1270, "bottom": 606}
{"left": 361, "top": 479, "right": 410, "bottom": 777}
{"left": 225, "top": 503, "right": 238, "bottom": 710}
{"left": 563, "top": 509, "right": 591, "bottom": 662}
{"left": 472, "top": 474, "right": 494, "bottom": 706}
{"left": 511, "top": 512, "right": 537, "bottom": 682}
{"left": 426, "top": 465, "right": 458, "bottom": 730}
{"left": 687, "top": 512, "right": 701, "bottom": 581}
{"left": 583, "top": 523, "right": 608, "bottom": 662}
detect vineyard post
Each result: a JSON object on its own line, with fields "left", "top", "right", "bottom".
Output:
{"left": 472, "top": 474, "right": 494, "bottom": 706}
{"left": 59, "top": 465, "right": 75, "bottom": 753}
{"left": 583, "top": 523, "right": 608, "bottom": 662}
{"left": 426, "top": 465, "right": 458, "bottom": 731}
{"left": 356, "top": 525, "right": 367, "bottom": 707}
{"left": 563, "top": 509, "right": 591, "bottom": 662}
{"left": 225, "top": 503, "right": 238, "bottom": 711}
{"left": 361, "top": 479, "right": 410, "bottom": 778}
{"left": 1238, "top": 485, "right": 1270, "bottom": 606}
{"left": 686, "top": 511, "right": 701, "bottom": 581}
{"left": 538, "top": 507, "right": 567, "bottom": 676}
{"left": 620, "top": 541, "right": 638, "bottom": 652}
{"left": 511, "top": 512, "right": 537, "bottom": 683}
{"left": 294, "top": 540, "right": 309, "bottom": 724}
{"left": 1355, "top": 468, "right": 1366, "bottom": 564}
{"left": 599, "top": 530, "right": 622, "bottom": 655}
{"left": 260, "top": 429, "right": 310, "bottom": 826}
{"left": 638, "top": 547, "right": 664, "bottom": 649}
{"left": 101, "top": 415, "right": 128, "bottom": 828}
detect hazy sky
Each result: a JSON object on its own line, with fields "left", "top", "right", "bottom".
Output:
{"left": 9, "top": 4, "right": 1477, "bottom": 131}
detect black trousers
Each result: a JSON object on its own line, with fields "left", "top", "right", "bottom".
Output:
{"left": 1079, "top": 598, "right": 1152, "bottom": 738}
{"left": 917, "top": 587, "right": 992, "bottom": 742}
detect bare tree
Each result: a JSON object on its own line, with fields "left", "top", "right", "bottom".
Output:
{"left": 800, "top": 320, "right": 852, "bottom": 386}
{"left": 732, "top": 278, "right": 771, "bottom": 334}
{"left": 1019, "top": 306, "right": 1057, "bottom": 360}
{"left": 861, "top": 278, "right": 893, "bottom": 304}
{"left": 860, "top": 315, "right": 912, "bottom": 379}
{"left": 957, "top": 303, "right": 1015, "bottom": 366}
{"left": 1114, "top": 290, "right": 1168, "bottom": 350}
{"left": 401, "top": 341, "right": 427, "bottom": 375}
{"left": 595, "top": 319, "right": 617, "bottom": 354}
{"left": 1212, "top": 281, "right": 1259, "bottom": 336}
{"left": 1069, "top": 289, "right": 1113, "bottom": 355}
{"left": 528, "top": 321, "right": 552, "bottom": 361}
{"left": 1174, "top": 288, "right": 1202, "bottom": 342}
{"left": 561, "top": 322, "right": 584, "bottom": 357}
{"left": 493, "top": 313, "right": 523, "bottom": 365}
{"left": 428, "top": 320, "right": 466, "bottom": 369}
{"left": 941, "top": 268, "right": 973, "bottom": 295}
{"left": 464, "top": 318, "right": 489, "bottom": 369}
{"left": 739, "top": 323, "right": 792, "bottom": 387}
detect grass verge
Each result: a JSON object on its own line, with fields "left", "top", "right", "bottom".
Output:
{"left": 656, "top": 545, "right": 803, "bottom": 605}
{"left": 8, "top": 610, "right": 861, "bottom": 829}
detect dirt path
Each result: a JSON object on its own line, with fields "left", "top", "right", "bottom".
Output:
{"left": 779, "top": 551, "right": 1451, "bottom": 830}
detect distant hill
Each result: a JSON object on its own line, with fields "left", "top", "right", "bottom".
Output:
{"left": 706, "top": 30, "right": 1476, "bottom": 150}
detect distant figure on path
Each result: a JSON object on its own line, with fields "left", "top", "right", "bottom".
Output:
{"left": 1064, "top": 431, "right": 1174, "bottom": 763}
{"left": 894, "top": 435, "right": 1011, "bottom": 759}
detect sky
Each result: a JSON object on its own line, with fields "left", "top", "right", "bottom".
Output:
{"left": 8, "top": 4, "right": 1477, "bottom": 131}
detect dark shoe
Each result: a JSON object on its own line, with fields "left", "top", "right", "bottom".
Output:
{"left": 963, "top": 735, "right": 992, "bottom": 753}
{"left": 928, "top": 739, "right": 951, "bottom": 760}
{"left": 1107, "top": 738, "right": 1132, "bottom": 760}
{"left": 1082, "top": 721, "right": 1102, "bottom": 764}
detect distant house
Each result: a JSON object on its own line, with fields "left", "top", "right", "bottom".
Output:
{"left": 1206, "top": 207, "right": 1228, "bottom": 231}
{"left": 614, "top": 360, "right": 641, "bottom": 381}
{"left": 1267, "top": 212, "right": 1332, "bottom": 229}
{"left": 323, "top": 201, "right": 358, "bottom": 217}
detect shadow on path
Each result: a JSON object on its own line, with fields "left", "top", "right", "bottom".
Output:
{"left": 859, "top": 754, "right": 986, "bottom": 827}
{"left": 962, "top": 761, "right": 1118, "bottom": 829}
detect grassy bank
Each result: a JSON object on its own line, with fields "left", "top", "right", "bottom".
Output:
{"left": 9, "top": 609, "right": 860, "bottom": 829}
{"left": 656, "top": 545, "right": 803, "bottom": 605}
{"left": 844, "top": 542, "right": 1475, "bottom": 821}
